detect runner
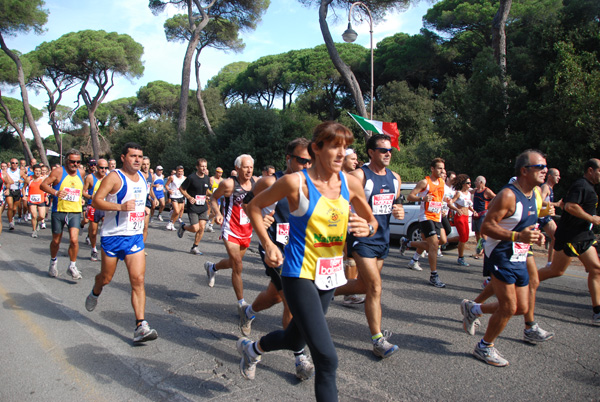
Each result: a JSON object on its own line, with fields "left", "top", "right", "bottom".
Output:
{"left": 140, "top": 156, "right": 158, "bottom": 243}
{"left": 24, "top": 165, "right": 47, "bottom": 238}
{"left": 40, "top": 149, "right": 85, "bottom": 280}
{"left": 152, "top": 165, "right": 166, "bottom": 221}
{"left": 401, "top": 158, "right": 448, "bottom": 287}
{"left": 241, "top": 122, "right": 377, "bottom": 402}
{"left": 177, "top": 158, "right": 211, "bottom": 255}
{"left": 207, "top": 167, "right": 224, "bottom": 233}
{"left": 238, "top": 138, "right": 314, "bottom": 380}
{"left": 165, "top": 166, "right": 186, "bottom": 231}
{"left": 472, "top": 176, "right": 496, "bottom": 258}
{"left": 5, "top": 158, "right": 23, "bottom": 230}
{"left": 460, "top": 150, "right": 546, "bottom": 366}
{"left": 537, "top": 159, "right": 600, "bottom": 325}
{"left": 205, "top": 154, "right": 255, "bottom": 307}
{"left": 333, "top": 134, "right": 405, "bottom": 358}
{"left": 85, "top": 142, "right": 158, "bottom": 343}
{"left": 108, "top": 159, "right": 117, "bottom": 172}
{"left": 539, "top": 168, "right": 562, "bottom": 266}
{"left": 0, "top": 165, "right": 15, "bottom": 246}
{"left": 82, "top": 159, "right": 108, "bottom": 261}
{"left": 450, "top": 174, "right": 475, "bottom": 266}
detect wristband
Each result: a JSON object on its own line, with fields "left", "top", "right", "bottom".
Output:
{"left": 511, "top": 231, "right": 516, "bottom": 242}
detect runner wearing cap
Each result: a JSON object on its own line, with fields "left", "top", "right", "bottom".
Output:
{"left": 152, "top": 165, "right": 166, "bottom": 221}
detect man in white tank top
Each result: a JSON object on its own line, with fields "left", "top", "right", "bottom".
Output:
{"left": 84, "top": 142, "right": 158, "bottom": 343}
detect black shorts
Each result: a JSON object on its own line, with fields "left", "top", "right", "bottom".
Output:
{"left": 171, "top": 197, "right": 185, "bottom": 204}
{"left": 349, "top": 241, "right": 389, "bottom": 259}
{"left": 419, "top": 220, "right": 442, "bottom": 239}
{"left": 7, "top": 189, "right": 21, "bottom": 201}
{"left": 259, "top": 244, "right": 283, "bottom": 291}
{"left": 554, "top": 239, "right": 597, "bottom": 258}
{"left": 441, "top": 216, "right": 451, "bottom": 235}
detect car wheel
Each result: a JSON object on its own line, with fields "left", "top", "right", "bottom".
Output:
{"left": 407, "top": 224, "right": 421, "bottom": 243}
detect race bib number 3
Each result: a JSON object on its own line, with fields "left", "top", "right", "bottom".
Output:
{"left": 275, "top": 223, "right": 289, "bottom": 245}
{"left": 127, "top": 211, "right": 145, "bottom": 231}
{"left": 372, "top": 193, "right": 394, "bottom": 215}
{"left": 314, "top": 256, "right": 347, "bottom": 290}
{"left": 510, "top": 242, "right": 530, "bottom": 263}
{"left": 195, "top": 195, "right": 206, "bottom": 205}
{"left": 62, "top": 188, "right": 81, "bottom": 202}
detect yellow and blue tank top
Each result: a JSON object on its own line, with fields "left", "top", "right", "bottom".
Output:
{"left": 282, "top": 170, "right": 350, "bottom": 280}
{"left": 52, "top": 169, "right": 84, "bottom": 213}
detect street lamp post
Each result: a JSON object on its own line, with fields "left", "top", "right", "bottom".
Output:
{"left": 342, "top": 1, "right": 374, "bottom": 120}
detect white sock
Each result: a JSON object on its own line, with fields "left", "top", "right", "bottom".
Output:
{"left": 238, "top": 299, "right": 246, "bottom": 307}
{"left": 246, "top": 305, "right": 256, "bottom": 318}
{"left": 471, "top": 303, "right": 483, "bottom": 316}
{"left": 70, "top": 261, "right": 77, "bottom": 268}
{"left": 412, "top": 252, "right": 420, "bottom": 261}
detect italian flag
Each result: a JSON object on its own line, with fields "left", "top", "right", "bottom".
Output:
{"left": 348, "top": 113, "right": 401, "bottom": 150}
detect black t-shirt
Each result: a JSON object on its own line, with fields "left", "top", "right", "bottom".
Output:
{"left": 180, "top": 173, "right": 211, "bottom": 214}
{"left": 555, "top": 177, "right": 598, "bottom": 243}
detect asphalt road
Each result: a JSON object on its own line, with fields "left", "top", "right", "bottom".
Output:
{"left": 0, "top": 213, "right": 598, "bottom": 401}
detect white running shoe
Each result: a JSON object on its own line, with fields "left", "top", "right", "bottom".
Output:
{"left": 67, "top": 265, "right": 82, "bottom": 280}
{"left": 205, "top": 261, "right": 216, "bottom": 287}
{"left": 40, "top": 221, "right": 46, "bottom": 229}
{"left": 237, "top": 337, "right": 261, "bottom": 380}
{"left": 158, "top": 215, "right": 163, "bottom": 222}
{"left": 408, "top": 259, "right": 422, "bottom": 271}
{"left": 133, "top": 321, "right": 158, "bottom": 343}
{"left": 48, "top": 259, "right": 58, "bottom": 277}
{"left": 31, "top": 230, "right": 38, "bottom": 238}
{"left": 295, "top": 354, "right": 315, "bottom": 380}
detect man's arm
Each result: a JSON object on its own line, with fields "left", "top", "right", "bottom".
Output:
{"left": 82, "top": 175, "right": 93, "bottom": 200}
{"left": 391, "top": 171, "right": 405, "bottom": 219}
{"left": 485, "top": 187, "right": 496, "bottom": 199}
{"left": 209, "top": 178, "right": 233, "bottom": 225}
{"left": 406, "top": 179, "right": 428, "bottom": 202}
{"left": 482, "top": 188, "right": 541, "bottom": 244}
{"left": 92, "top": 172, "right": 135, "bottom": 212}
{"left": 40, "top": 168, "right": 62, "bottom": 197}
{"left": 564, "top": 202, "right": 600, "bottom": 226}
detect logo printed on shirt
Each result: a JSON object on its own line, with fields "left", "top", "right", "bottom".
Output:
{"left": 313, "top": 233, "right": 345, "bottom": 248}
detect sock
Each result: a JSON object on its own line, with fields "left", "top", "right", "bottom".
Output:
{"left": 245, "top": 342, "right": 261, "bottom": 359}
{"left": 211, "top": 264, "right": 216, "bottom": 273}
{"left": 412, "top": 252, "right": 420, "bottom": 261}
{"left": 51, "top": 257, "right": 57, "bottom": 262}
{"left": 70, "top": 261, "right": 77, "bottom": 268}
{"left": 92, "top": 247, "right": 97, "bottom": 252}
{"left": 136, "top": 319, "right": 144, "bottom": 326}
{"left": 192, "top": 243, "right": 198, "bottom": 248}
{"left": 181, "top": 223, "right": 185, "bottom": 229}
{"left": 238, "top": 299, "right": 246, "bottom": 307}
{"left": 471, "top": 303, "right": 483, "bottom": 316}
{"left": 371, "top": 333, "right": 383, "bottom": 344}
{"left": 91, "top": 289, "right": 100, "bottom": 297}
{"left": 593, "top": 306, "right": 600, "bottom": 314}
{"left": 478, "top": 338, "right": 493, "bottom": 348}
{"left": 246, "top": 305, "right": 256, "bottom": 318}
{"left": 293, "top": 349, "right": 305, "bottom": 357}
{"left": 430, "top": 271, "right": 438, "bottom": 276}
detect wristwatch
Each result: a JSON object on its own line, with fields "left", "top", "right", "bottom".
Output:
{"left": 367, "top": 224, "right": 375, "bottom": 236}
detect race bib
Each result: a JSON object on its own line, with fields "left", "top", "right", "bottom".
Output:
{"left": 29, "top": 194, "right": 42, "bottom": 203}
{"left": 510, "top": 242, "right": 530, "bottom": 263}
{"left": 127, "top": 211, "right": 145, "bottom": 231}
{"left": 428, "top": 201, "right": 442, "bottom": 214}
{"left": 275, "top": 223, "right": 289, "bottom": 245}
{"left": 195, "top": 195, "right": 206, "bottom": 205}
{"left": 240, "top": 208, "right": 250, "bottom": 225}
{"left": 314, "top": 256, "right": 347, "bottom": 290}
{"left": 62, "top": 188, "right": 81, "bottom": 202}
{"left": 372, "top": 193, "right": 394, "bottom": 215}
{"left": 155, "top": 185, "right": 163, "bottom": 191}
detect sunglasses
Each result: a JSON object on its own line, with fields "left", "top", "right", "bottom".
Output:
{"left": 290, "top": 154, "right": 311, "bottom": 165}
{"left": 465, "top": 181, "right": 471, "bottom": 185}
{"left": 10, "top": 162, "right": 18, "bottom": 164}
{"left": 525, "top": 164, "right": 547, "bottom": 170}
{"left": 374, "top": 147, "right": 393, "bottom": 154}
{"left": 98, "top": 166, "right": 109, "bottom": 170}
{"left": 67, "top": 159, "right": 81, "bottom": 165}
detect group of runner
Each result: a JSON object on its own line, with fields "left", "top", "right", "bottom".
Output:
{"left": 2, "top": 123, "right": 600, "bottom": 400}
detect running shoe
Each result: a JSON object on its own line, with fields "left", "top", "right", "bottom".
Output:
{"left": 133, "top": 321, "right": 158, "bottom": 343}
{"left": 177, "top": 218, "right": 183, "bottom": 224}
{"left": 40, "top": 221, "right": 46, "bottom": 229}
{"left": 48, "top": 259, "right": 58, "bottom": 277}
{"left": 206, "top": 223, "right": 214, "bottom": 233}
{"left": 85, "top": 236, "right": 91, "bottom": 245}
{"left": 473, "top": 343, "right": 509, "bottom": 367}
{"left": 8, "top": 221, "right": 14, "bottom": 231}
{"left": 593, "top": 312, "right": 600, "bottom": 326}
{"left": 437, "top": 248, "right": 443, "bottom": 257}
{"left": 460, "top": 299, "right": 481, "bottom": 335}
{"left": 85, "top": 290, "right": 98, "bottom": 311}
{"left": 475, "top": 238, "right": 485, "bottom": 254}
{"left": 524, "top": 323, "right": 555, "bottom": 344}
{"left": 158, "top": 215, "right": 163, "bottom": 222}
{"left": 190, "top": 246, "right": 203, "bottom": 255}
{"left": 205, "top": 261, "right": 216, "bottom": 287}
{"left": 408, "top": 259, "right": 422, "bottom": 271}
{"left": 238, "top": 302, "right": 255, "bottom": 336}
{"left": 91, "top": 250, "right": 99, "bottom": 261}
{"left": 343, "top": 295, "right": 366, "bottom": 305}
{"left": 295, "top": 354, "right": 315, "bottom": 380}
{"left": 373, "top": 331, "right": 399, "bottom": 359}
{"left": 237, "top": 337, "right": 261, "bottom": 380}
{"left": 67, "top": 265, "right": 82, "bottom": 280}
{"left": 457, "top": 257, "right": 470, "bottom": 267}
{"left": 399, "top": 237, "right": 408, "bottom": 255}
{"left": 177, "top": 223, "right": 185, "bottom": 238}
{"left": 429, "top": 274, "right": 446, "bottom": 288}
{"left": 31, "top": 230, "right": 38, "bottom": 238}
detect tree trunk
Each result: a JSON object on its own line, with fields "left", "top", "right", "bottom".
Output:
{"left": 318, "top": 0, "right": 369, "bottom": 137}
{"left": 194, "top": 49, "right": 215, "bottom": 136}
{"left": 492, "top": 0, "right": 512, "bottom": 123}
{"left": 0, "top": 34, "right": 49, "bottom": 166}
{"left": 87, "top": 108, "right": 101, "bottom": 160}
{"left": 0, "top": 91, "right": 34, "bottom": 161}
{"left": 177, "top": 0, "right": 211, "bottom": 141}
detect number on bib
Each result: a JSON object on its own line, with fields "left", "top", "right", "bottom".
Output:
{"left": 276, "top": 223, "right": 289, "bottom": 245}
{"left": 372, "top": 193, "right": 394, "bottom": 215}
{"left": 62, "top": 188, "right": 81, "bottom": 202}
{"left": 314, "top": 256, "right": 347, "bottom": 290}
{"left": 195, "top": 195, "right": 206, "bottom": 205}
{"left": 127, "top": 211, "right": 145, "bottom": 231}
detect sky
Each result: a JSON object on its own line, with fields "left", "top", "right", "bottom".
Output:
{"left": 3, "top": 0, "right": 433, "bottom": 138}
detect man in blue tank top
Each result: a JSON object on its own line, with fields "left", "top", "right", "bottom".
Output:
{"left": 334, "top": 134, "right": 405, "bottom": 358}
{"left": 461, "top": 150, "right": 546, "bottom": 367}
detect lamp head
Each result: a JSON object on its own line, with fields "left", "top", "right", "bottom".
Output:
{"left": 342, "top": 22, "right": 358, "bottom": 43}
